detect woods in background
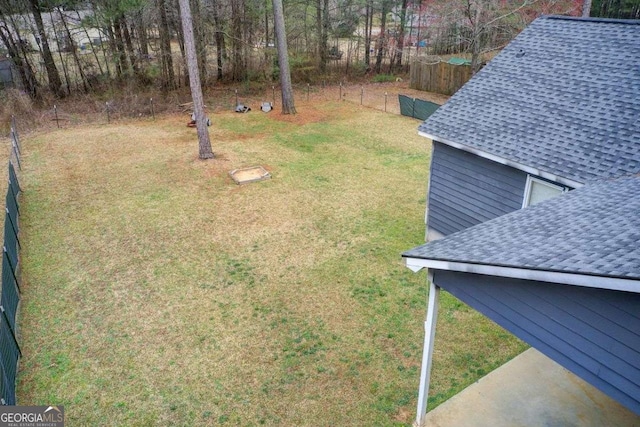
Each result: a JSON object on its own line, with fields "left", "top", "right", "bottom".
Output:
{"left": 0, "top": 0, "right": 634, "bottom": 99}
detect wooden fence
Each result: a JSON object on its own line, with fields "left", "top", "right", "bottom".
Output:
{"left": 409, "top": 60, "right": 473, "bottom": 96}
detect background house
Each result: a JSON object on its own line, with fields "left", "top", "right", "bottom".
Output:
{"left": 0, "top": 9, "right": 105, "bottom": 54}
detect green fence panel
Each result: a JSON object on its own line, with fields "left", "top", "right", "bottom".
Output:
{"left": 3, "top": 216, "right": 18, "bottom": 276}
{"left": 0, "top": 311, "right": 20, "bottom": 404}
{"left": 2, "top": 255, "right": 19, "bottom": 331}
{"left": 0, "top": 122, "right": 21, "bottom": 406}
{"left": 398, "top": 95, "right": 415, "bottom": 118}
{"left": 399, "top": 94, "right": 440, "bottom": 120}
{"left": 5, "top": 191, "right": 18, "bottom": 242}
{"left": 8, "top": 162, "right": 20, "bottom": 205}
{"left": 414, "top": 99, "right": 440, "bottom": 121}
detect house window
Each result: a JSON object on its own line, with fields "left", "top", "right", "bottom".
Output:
{"left": 523, "top": 176, "right": 566, "bottom": 208}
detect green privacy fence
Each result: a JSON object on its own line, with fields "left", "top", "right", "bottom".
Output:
{"left": 398, "top": 95, "right": 440, "bottom": 121}
{"left": 0, "top": 117, "right": 22, "bottom": 405}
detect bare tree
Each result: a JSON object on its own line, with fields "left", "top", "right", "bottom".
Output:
{"left": 56, "top": 7, "right": 90, "bottom": 92}
{"left": 272, "top": 0, "right": 296, "bottom": 114}
{"left": 364, "top": 0, "right": 373, "bottom": 68}
{"left": 158, "top": 0, "right": 177, "bottom": 90}
{"left": 392, "top": 0, "right": 409, "bottom": 71}
{"left": 230, "top": 0, "right": 246, "bottom": 81}
{"left": 316, "top": 0, "right": 328, "bottom": 73}
{"left": 0, "top": 15, "right": 39, "bottom": 96}
{"left": 28, "top": 0, "right": 64, "bottom": 96}
{"left": 374, "top": 0, "right": 391, "bottom": 73}
{"left": 178, "top": 0, "right": 214, "bottom": 159}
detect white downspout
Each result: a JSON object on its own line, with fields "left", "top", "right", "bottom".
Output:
{"left": 415, "top": 271, "right": 439, "bottom": 427}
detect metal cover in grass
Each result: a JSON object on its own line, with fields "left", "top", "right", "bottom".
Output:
{"left": 229, "top": 166, "right": 271, "bottom": 184}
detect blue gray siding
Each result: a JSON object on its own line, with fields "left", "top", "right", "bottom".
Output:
{"left": 428, "top": 142, "right": 527, "bottom": 236}
{"left": 433, "top": 270, "right": 640, "bottom": 415}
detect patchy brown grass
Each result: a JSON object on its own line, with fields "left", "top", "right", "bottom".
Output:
{"left": 16, "top": 96, "right": 525, "bottom": 426}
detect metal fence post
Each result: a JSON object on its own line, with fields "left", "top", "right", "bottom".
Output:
{"left": 10, "top": 116, "right": 20, "bottom": 153}
{"left": 10, "top": 143, "right": 20, "bottom": 171}
{"left": 54, "top": 105, "right": 60, "bottom": 128}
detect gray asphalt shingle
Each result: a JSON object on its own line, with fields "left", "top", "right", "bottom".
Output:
{"left": 418, "top": 16, "right": 640, "bottom": 184}
{"left": 403, "top": 175, "right": 640, "bottom": 280}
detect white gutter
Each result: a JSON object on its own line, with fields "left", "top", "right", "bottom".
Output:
{"left": 404, "top": 257, "right": 640, "bottom": 294}
{"left": 418, "top": 131, "right": 585, "bottom": 189}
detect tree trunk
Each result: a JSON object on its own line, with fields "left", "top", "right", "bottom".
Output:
{"left": 469, "top": 0, "right": 483, "bottom": 75}
{"left": 191, "top": 0, "right": 207, "bottom": 84}
{"left": 57, "top": 8, "right": 90, "bottom": 92}
{"left": 364, "top": 0, "right": 373, "bottom": 68}
{"left": 230, "top": 0, "right": 245, "bottom": 81}
{"left": 173, "top": 0, "right": 188, "bottom": 86}
{"left": 136, "top": 10, "right": 149, "bottom": 58}
{"left": 49, "top": 11, "right": 72, "bottom": 94}
{"left": 393, "top": 0, "right": 408, "bottom": 71}
{"left": 0, "top": 7, "right": 40, "bottom": 93}
{"left": 211, "top": 0, "right": 224, "bottom": 80}
{"left": 112, "top": 18, "right": 129, "bottom": 76}
{"left": 28, "top": 0, "right": 64, "bottom": 97}
{"left": 75, "top": 10, "right": 105, "bottom": 76}
{"left": 375, "top": 0, "right": 389, "bottom": 73}
{"left": 316, "top": 0, "right": 327, "bottom": 72}
{"left": 121, "top": 16, "right": 139, "bottom": 75}
{"left": 272, "top": 0, "right": 296, "bottom": 114}
{"left": 158, "top": 0, "right": 176, "bottom": 90}
{"left": 582, "top": 0, "right": 592, "bottom": 16}
{"left": 177, "top": 0, "right": 214, "bottom": 159}
{"left": 0, "top": 19, "right": 39, "bottom": 97}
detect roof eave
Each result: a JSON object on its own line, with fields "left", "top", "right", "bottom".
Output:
{"left": 418, "top": 131, "right": 585, "bottom": 189}
{"left": 404, "top": 257, "right": 639, "bottom": 294}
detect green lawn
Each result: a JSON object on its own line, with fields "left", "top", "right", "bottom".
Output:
{"left": 16, "top": 100, "right": 525, "bottom": 426}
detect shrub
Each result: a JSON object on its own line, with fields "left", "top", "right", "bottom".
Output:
{"left": 371, "top": 74, "right": 396, "bottom": 83}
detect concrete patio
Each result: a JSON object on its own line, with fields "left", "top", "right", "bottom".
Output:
{"left": 421, "top": 348, "right": 640, "bottom": 427}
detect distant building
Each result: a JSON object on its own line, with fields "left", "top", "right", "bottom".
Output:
{"left": 0, "top": 9, "right": 106, "bottom": 54}
{"left": 0, "top": 58, "right": 17, "bottom": 89}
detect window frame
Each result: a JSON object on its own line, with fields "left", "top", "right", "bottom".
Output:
{"left": 522, "top": 175, "right": 567, "bottom": 208}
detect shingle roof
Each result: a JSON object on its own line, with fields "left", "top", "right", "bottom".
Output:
{"left": 403, "top": 175, "right": 640, "bottom": 281}
{"left": 418, "top": 16, "right": 640, "bottom": 185}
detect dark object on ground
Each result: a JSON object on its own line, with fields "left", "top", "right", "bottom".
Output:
{"left": 187, "top": 113, "right": 211, "bottom": 127}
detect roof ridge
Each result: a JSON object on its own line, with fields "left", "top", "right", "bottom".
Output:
{"left": 542, "top": 15, "right": 640, "bottom": 25}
